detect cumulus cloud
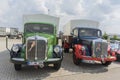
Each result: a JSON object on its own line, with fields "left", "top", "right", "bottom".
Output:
{"left": 0, "top": 0, "right": 120, "bottom": 34}
{"left": 0, "top": 0, "right": 48, "bottom": 30}
{"left": 0, "top": 0, "right": 9, "bottom": 16}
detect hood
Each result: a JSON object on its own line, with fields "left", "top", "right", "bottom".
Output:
{"left": 80, "top": 37, "right": 106, "bottom": 46}
{"left": 25, "top": 33, "right": 55, "bottom": 45}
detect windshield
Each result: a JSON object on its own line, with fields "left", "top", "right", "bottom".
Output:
{"left": 79, "top": 28, "right": 102, "bottom": 38}
{"left": 25, "top": 23, "right": 54, "bottom": 34}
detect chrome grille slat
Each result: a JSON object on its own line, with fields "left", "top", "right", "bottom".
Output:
{"left": 27, "top": 40, "right": 36, "bottom": 61}
{"left": 37, "top": 40, "right": 46, "bottom": 60}
{"left": 93, "top": 40, "right": 108, "bottom": 58}
{"left": 26, "top": 39, "right": 46, "bottom": 61}
{"left": 94, "top": 42, "right": 102, "bottom": 57}
{"left": 102, "top": 42, "right": 108, "bottom": 56}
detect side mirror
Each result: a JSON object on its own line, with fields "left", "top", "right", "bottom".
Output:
{"left": 70, "top": 32, "right": 73, "bottom": 36}
{"left": 58, "top": 38, "right": 62, "bottom": 47}
{"left": 6, "top": 36, "right": 10, "bottom": 52}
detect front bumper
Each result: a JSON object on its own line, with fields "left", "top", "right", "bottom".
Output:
{"left": 79, "top": 56, "right": 116, "bottom": 61}
{"left": 10, "top": 58, "right": 62, "bottom": 65}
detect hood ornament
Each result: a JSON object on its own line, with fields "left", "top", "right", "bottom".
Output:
{"left": 96, "top": 43, "right": 101, "bottom": 52}
{"left": 28, "top": 41, "right": 36, "bottom": 52}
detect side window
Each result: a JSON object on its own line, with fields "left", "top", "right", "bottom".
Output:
{"left": 73, "top": 29, "right": 78, "bottom": 36}
{"left": 97, "top": 30, "right": 102, "bottom": 37}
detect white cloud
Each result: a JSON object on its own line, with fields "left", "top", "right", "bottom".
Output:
{"left": 0, "top": 0, "right": 9, "bottom": 16}
{"left": 44, "top": 0, "right": 63, "bottom": 16}
{"left": 101, "top": 5, "right": 120, "bottom": 34}
{"left": 0, "top": 0, "right": 49, "bottom": 30}
{"left": 0, "top": 0, "right": 120, "bottom": 34}
{"left": 34, "top": 0, "right": 48, "bottom": 14}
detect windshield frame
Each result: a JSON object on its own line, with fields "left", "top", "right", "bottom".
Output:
{"left": 78, "top": 28, "right": 102, "bottom": 38}
{"left": 24, "top": 23, "right": 55, "bottom": 35}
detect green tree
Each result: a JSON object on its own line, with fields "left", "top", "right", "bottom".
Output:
{"left": 113, "top": 35, "right": 118, "bottom": 40}
{"left": 102, "top": 32, "right": 108, "bottom": 40}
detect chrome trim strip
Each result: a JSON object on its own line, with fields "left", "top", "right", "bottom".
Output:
{"left": 47, "top": 58, "right": 61, "bottom": 61}
{"left": 26, "top": 40, "right": 28, "bottom": 59}
{"left": 27, "top": 35, "right": 47, "bottom": 43}
{"left": 12, "top": 58, "right": 25, "bottom": 61}
{"left": 35, "top": 36, "right": 37, "bottom": 60}
{"left": 45, "top": 43, "right": 47, "bottom": 60}
{"left": 11, "top": 58, "right": 61, "bottom": 62}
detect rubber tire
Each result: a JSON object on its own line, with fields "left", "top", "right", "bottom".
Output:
{"left": 101, "top": 61, "right": 112, "bottom": 67}
{"left": 54, "top": 62, "right": 61, "bottom": 70}
{"left": 64, "top": 48, "right": 69, "bottom": 53}
{"left": 14, "top": 64, "right": 22, "bottom": 71}
{"left": 116, "top": 54, "right": 120, "bottom": 61}
{"left": 73, "top": 53, "right": 80, "bottom": 65}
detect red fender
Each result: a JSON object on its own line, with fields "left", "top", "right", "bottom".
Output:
{"left": 111, "top": 52, "right": 116, "bottom": 56}
{"left": 74, "top": 44, "right": 83, "bottom": 58}
{"left": 108, "top": 45, "right": 116, "bottom": 56}
{"left": 117, "top": 50, "right": 120, "bottom": 55}
{"left": 107, "top": 45, "right": 111, "bottom": 54}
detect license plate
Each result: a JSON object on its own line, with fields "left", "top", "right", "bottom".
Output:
{"left": 82, "top": 60, "right": 95, "bottom": 64}
{"left": 101, "top": 55, "right": 105, "bottom": 62}
{"left": 28, "top": 61, "right": 43, "bottom": 66}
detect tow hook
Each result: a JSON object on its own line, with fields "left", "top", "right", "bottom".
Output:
{"left": 101, "top": 55, "right": 105, "bottom": 63}
{"left": 34, "top": 65, "right": 39, "bottom": 69}
{"left": 39, "top": 64, "right": 44, "bottom": 68}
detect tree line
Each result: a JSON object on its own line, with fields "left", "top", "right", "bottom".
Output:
{"left": 102, "top": 32, "right": 120, "bottom": 41}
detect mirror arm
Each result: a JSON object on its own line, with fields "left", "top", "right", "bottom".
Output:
{"left": 6, "top": 36, "right": 10, "bottom": 52}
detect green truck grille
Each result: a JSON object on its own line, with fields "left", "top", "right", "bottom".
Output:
{"left": 26, "top": 39, "right": 46, "bottom": 61}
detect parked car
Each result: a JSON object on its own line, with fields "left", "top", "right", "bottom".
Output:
{"left": 110, "top": 41, "right": 120, "bottom": 61}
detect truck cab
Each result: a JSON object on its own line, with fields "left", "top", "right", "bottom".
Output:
{"left": 6, "top": 14, "right": 63, "bottom": 71}
{"left": 72, "top": 27, "right": 116, "bottom": 66}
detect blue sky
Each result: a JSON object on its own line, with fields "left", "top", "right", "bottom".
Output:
{"left": 0, "top": 0, "right": 120, "bottom": 34}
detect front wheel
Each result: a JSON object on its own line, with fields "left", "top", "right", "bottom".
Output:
{"left": 64, "top": 48, "right": 69, "bottom": 53}
{"left": 101, "top": 61, "right": 112, "bottom": 67}
{"left": 73, "top": 53, "right": 81, "bottom": 65}
{"left": 54, "top": 62, "right": 61, "bottom": 70}
{"left": 14, "top": 64, "right": 22, "bottom": 71}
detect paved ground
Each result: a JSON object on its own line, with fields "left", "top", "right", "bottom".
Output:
{"left": 0, "top": 37, "right": 120, "bottom": 80}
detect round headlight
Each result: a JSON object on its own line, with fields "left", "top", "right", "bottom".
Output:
{"left": 82, "top": 46, "right": 85, "bottom": 51}
{"left": 54, "top": 46, "right": 60, "bottom": 53}
{"left": 12, "top": 45, "right": 19, "bottom": 52}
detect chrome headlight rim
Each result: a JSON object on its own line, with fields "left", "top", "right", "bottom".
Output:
{"left": 54, "top": 46, "right": 60, "bottom": 53}
{"left": 12, "top": 45, "right": 19, "bottom": 52}
{"left": 82, "top": 46, "right": 85, "bottom": 51}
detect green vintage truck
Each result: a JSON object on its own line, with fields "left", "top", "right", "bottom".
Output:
{"left": 6, "top": 14, "right": 63, "bottom": 71}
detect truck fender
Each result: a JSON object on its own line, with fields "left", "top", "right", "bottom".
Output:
{"left": 74, "top": 44, "right": 82, "bottom": 58}
{"left": 107, "top": 45, "right": 116, "bottom": 56}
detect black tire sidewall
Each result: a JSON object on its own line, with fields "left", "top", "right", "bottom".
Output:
{"left": 14, "top": 64, "right": 22, "bottom": 71}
